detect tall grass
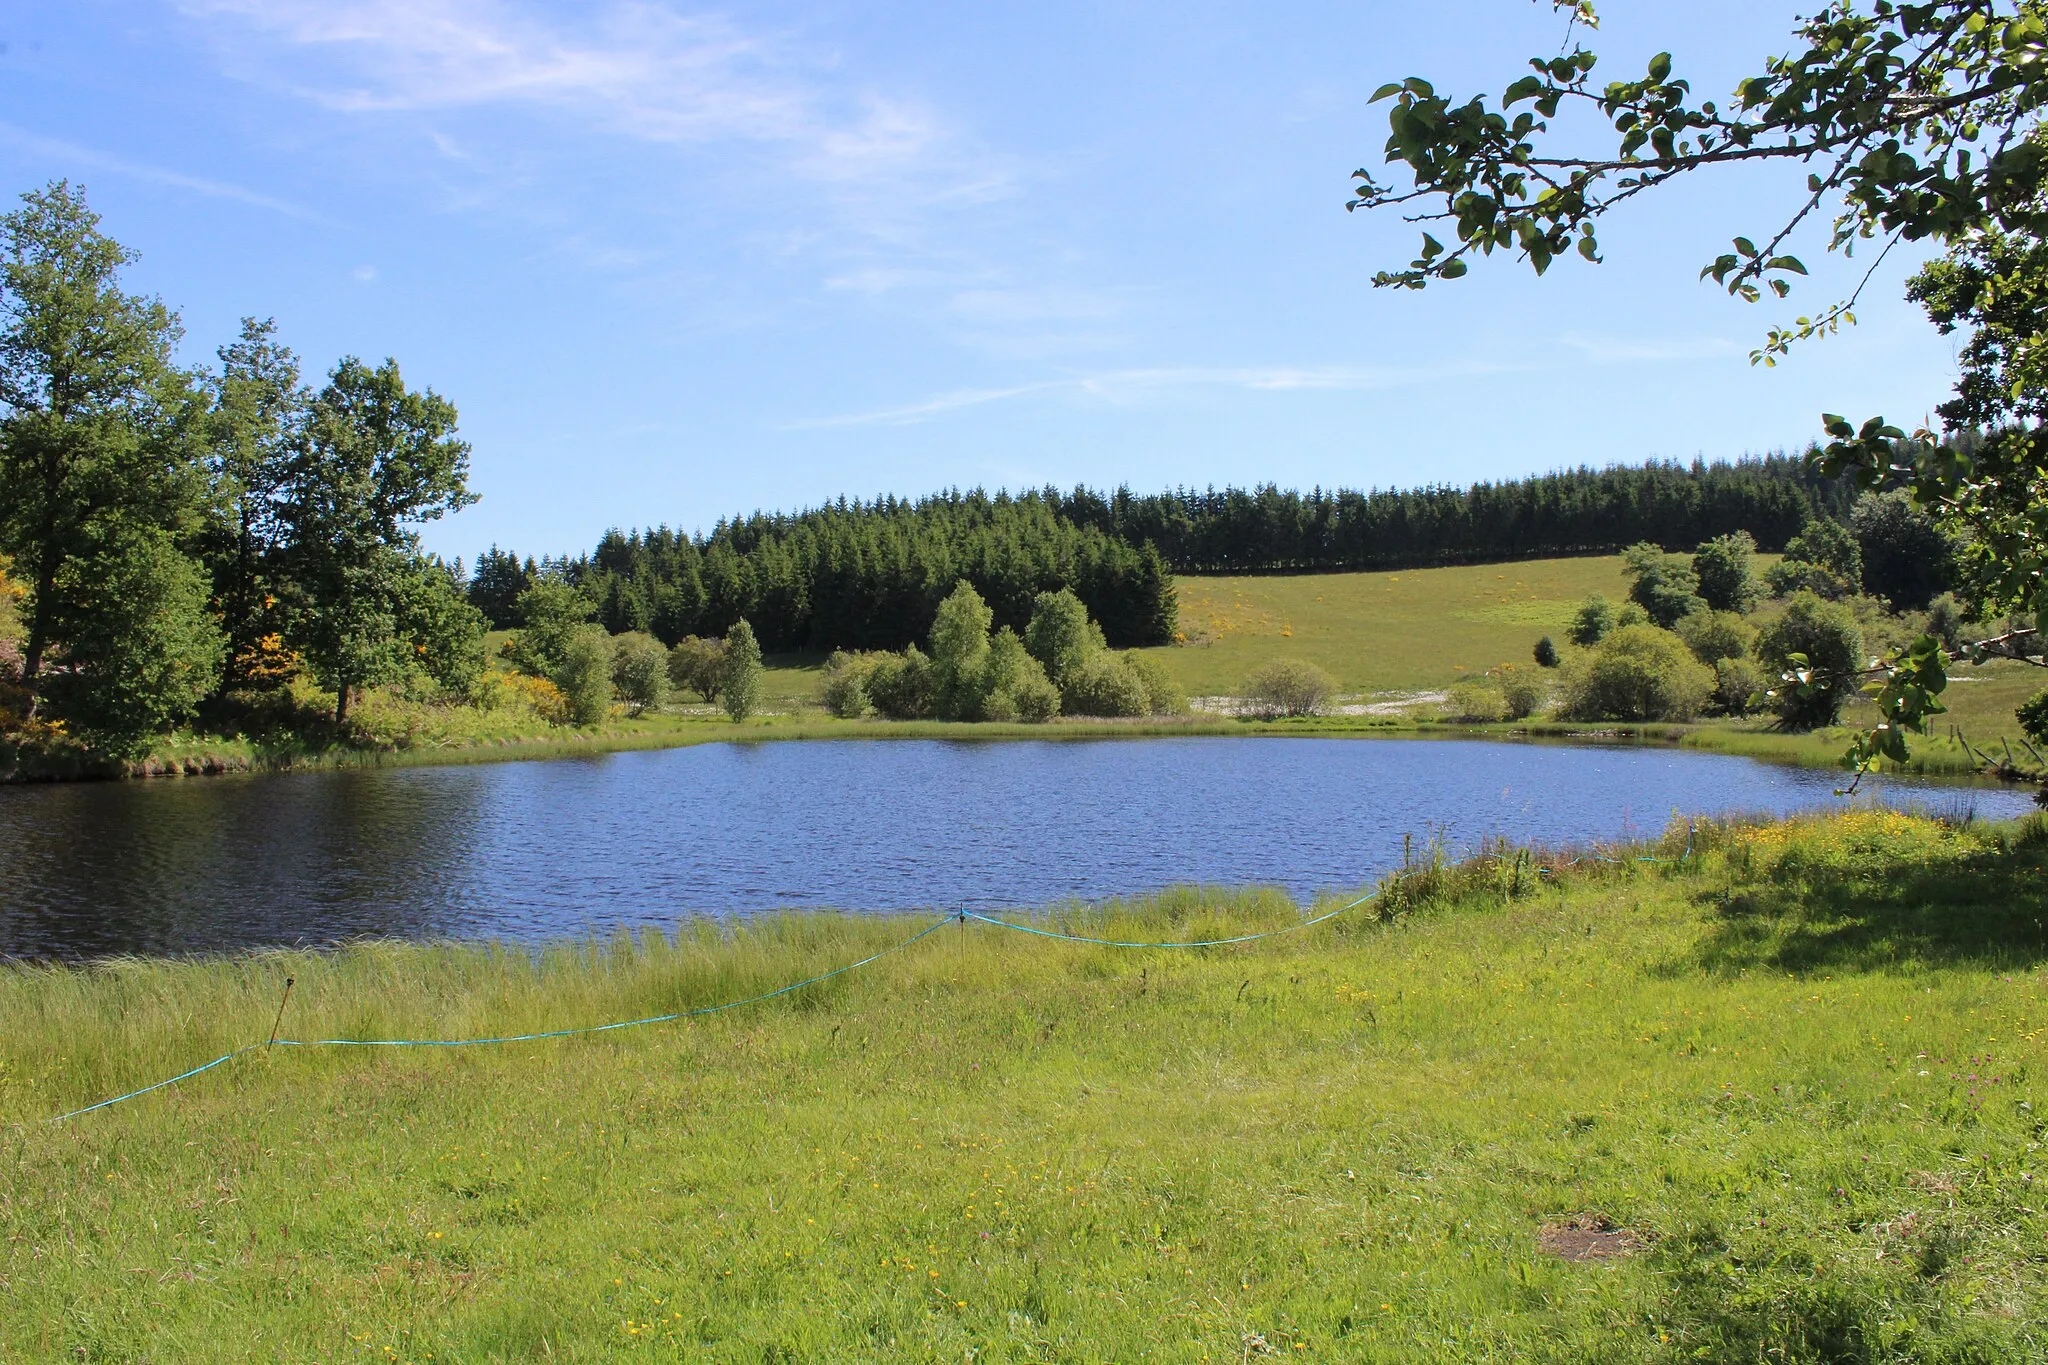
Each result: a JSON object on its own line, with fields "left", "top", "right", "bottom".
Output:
{"left": 4, "top": 815, "right": 2046, "bottom": 1360}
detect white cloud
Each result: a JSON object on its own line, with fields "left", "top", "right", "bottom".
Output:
{"left": 0, "top": 122, "right": 322, "bottom": 220}
{"left": 352, "top": 263, "right": 379, "bottom": 281}
{"left": 176, "top": 0, "right": 1007, "bottom": 203}
{"left": 179, "top": 0, "right": 800, "bottom": 137}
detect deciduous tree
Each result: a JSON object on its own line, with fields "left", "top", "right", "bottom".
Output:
{"left": 0, "top": 181, "right": 217, "bottom": 730}
{"left": 280, "top": 357, "right": 477, "bottom": 722}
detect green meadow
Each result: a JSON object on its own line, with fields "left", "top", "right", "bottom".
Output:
{"left": 1139, "top": 556, "right": 1638, "bottom": 697}
{"left": 5, "top": 811, "right": 2045, "bottom": 1361}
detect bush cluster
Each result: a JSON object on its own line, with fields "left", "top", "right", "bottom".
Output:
{"left": 816, "top": 584, "right": 1181, "bottom": 724}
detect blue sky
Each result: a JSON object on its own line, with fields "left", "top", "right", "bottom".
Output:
{"left": 2, "top": 1, "right": 1963, "bottom": 560}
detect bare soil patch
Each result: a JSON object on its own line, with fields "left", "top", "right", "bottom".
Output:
{"left": 1537, "top": 1213, "right": 1644, "bottom": 1262}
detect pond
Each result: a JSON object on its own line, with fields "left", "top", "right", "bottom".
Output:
{"left": 0, "top": 737, "right": 2033, "bottom": 960}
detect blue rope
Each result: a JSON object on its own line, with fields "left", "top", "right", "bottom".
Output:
{"left": 962, "top": 888, "right": 1377, "bottom": 947}
{"left": 47, "top": 914, "right": 953, "bottom": 1123}
{"left": 48, "top": 1048, "right": 258, "bottom": 1122}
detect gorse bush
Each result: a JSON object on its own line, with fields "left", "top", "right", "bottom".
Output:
{"left": 1243, "top": 660, "right": 1334, "bottom": 718}
{"left": 1557, "top": 624, "right": 1715, "bottom": 722}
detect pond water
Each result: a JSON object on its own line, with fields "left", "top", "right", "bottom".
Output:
{"left": 0, "top": 737, "right": 2032, "bottom": 960}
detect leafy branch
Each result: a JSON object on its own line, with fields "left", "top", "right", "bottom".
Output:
{"left": 1350, "top": 1, "right": 2048, "bottom": 357}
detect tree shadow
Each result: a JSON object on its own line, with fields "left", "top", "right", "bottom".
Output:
{"left": 1688, "top": 850, "right": 2048, "bottom": 976}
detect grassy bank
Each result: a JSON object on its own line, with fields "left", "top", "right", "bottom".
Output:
{"left": 10, "top": 708, "right": 2025, "bottom": 791}
{"left": 5, "top": 812, "right": 2046, "bottom": 1360}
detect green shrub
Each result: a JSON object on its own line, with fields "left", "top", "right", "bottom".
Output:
{"left": 1122, "top": 652, "right": 1186, "bottom": 715}
{"left": 1242, "top": 660, "right": 1333, "bottom": 718}
{"left": 1766, "top": 518, "right": 1862, "bottom": 600}
{"left": 1622, "top": 542, "right": 1708, "bottom": 627}
{"left": 1675, "top": 609, "right": 1755, "bottom": 667}
{"left": 667, "top": 635, "right": 726, "bottom": 703}
{"left": 45, "top": 528, "right": 225, "bottom": 757}
{"left": 720, "top": 619, "right": 763, "bottom": 722}
{"left": 979, "top": 627, "right": 1059, "bottom": 723}
{"left": 1499, "top": 670, "right": 1546, "bottom": 720}
{"left": 1556, "top": 624, "right": 1714, "bottom": 722}
{"left": 1024, "top": 589, "right": 1099, "bottom": 687}
{"left": 820, "top": 651, "right": 874, "bottom": 719}
{"left": 1533, "top": 635, "right": 1559, "bottom": 668}
{"left": 554, "top": 626, "right": 615, "bottom": 726}
{"left": 1713, "top": 656, "right": 1766, "bottom": 717}
{"left": 929, "top": 581, "right": 994, "bottom": 720}
{"left": 1443, "top": 680, "right": 1506, "bottom": 723}
{"left": 1923, "top": 592, "right": 1968, "bottom": 652}
{"left": 2020, "top": 690, "right": 2048, "bottom": 748}
{"left": 1852, "top": 488, "right": 1956, "bottom": 609}
{"left": 1567, "top": 595, "right": 1614, "bottom": 647}
{"left": 1011, "top": 674, "right": 1061, "bottom": 722}
{"left": 1692, "top": 531, "right": 1761, "bottom": 613}
{"left": 609, "top": 631, "right": 670, "bottom": 716}
{"left": 865, "top": 646, "right": 934, "bottom": 719}
{"left": 1064, "top": 656, "right": 1150, "bottom": 717}
{"left": 507, "top": 580, "right": 594, "bottom": 677}
{"left": 1757, "top": 592, "right": 1864, "bottom": 728}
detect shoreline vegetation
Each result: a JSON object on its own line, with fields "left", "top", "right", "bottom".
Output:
{"left": 0, "top": 708, "right": 2019, "bottom": 787}
{"left": 7, "top": 809, "right": 2045, "bottom": 1357}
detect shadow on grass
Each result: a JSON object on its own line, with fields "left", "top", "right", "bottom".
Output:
{"left": 1689, "top": 849, "right": 2048, "bottom": 976}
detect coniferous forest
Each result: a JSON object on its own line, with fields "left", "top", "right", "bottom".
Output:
{"left": 483, "top": 455, "right": 1851, "bottom": 653}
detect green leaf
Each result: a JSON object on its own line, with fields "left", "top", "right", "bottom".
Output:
{"left": 1647, "top": 52, "right": 1672, "bottom": 82}
{"left": 1370, "top": 82, "right": 1404, "bottom": 103}
{"left": 1504, "top": 75, "right": 1546, "bottom": 105}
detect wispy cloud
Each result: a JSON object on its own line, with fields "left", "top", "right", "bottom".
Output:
{"left": 176, "top": 0, "right": 1005, "bottom": 206}
{"left": 0, "top": 122, "right": 323, "bottom": 221}
{"left": 782, "top": 360, "right": 1524, "bottom": 429}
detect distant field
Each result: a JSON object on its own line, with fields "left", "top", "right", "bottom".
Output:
{"left": 1136, "top": 556, "right": 1638, "bottom": 697}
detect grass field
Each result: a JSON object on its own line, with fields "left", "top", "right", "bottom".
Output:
{"left": 6, "top": 811, "right": 2047, "bottom": 1361}
{"left": 1138, "top": 557, "right": 1639, "bottom": 696}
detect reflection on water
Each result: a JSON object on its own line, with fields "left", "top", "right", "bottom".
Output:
{"left": 0, "top": 737, "right": 2030, "bottom": 959}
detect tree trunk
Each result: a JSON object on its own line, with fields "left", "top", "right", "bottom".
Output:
{"left": 334, "top": 680, "right": 351, "bottom": 725}
{"left": 17, "top": 556, "right": 57, "bottom": 723}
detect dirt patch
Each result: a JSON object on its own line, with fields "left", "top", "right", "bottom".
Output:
{"left": 1537, "top": 1213, "right": 1643, "bottom": 1262}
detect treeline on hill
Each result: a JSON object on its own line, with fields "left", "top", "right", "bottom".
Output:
{"left": 468, "top": 497, "right": 1180, "bottom": 653}
{"left": 0, "top": 182, "right": 483, "bottom": 759}
{"left": 468, "top": 457, "right": 1853, "bottom": 654}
